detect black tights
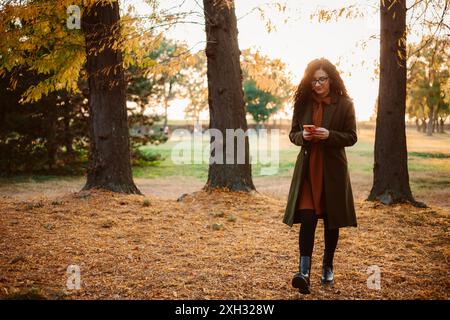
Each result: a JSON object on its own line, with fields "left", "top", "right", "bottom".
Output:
{"left": 299, "top": 210, "right": 339, "bottom": 259}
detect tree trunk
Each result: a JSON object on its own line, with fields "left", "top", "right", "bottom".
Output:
{"left": 82, "top": 1, "right": 140, "bottom": 194}
{"left": 46, "top": 104, "right": 57, "bottom": 170}
{"left": 426, "top": 105, "right": 435, "bottom": 136}
{"left": 203, "top": 0, "right": 255, "bottom": 192}
{"left": 163, "top": 99, "right": 168, "bottom": 129}
{"left": 63, "top": 101, "right": 74, "bottom": 154}
{"left": 368, "top": 0, "right": 423, "bottom": 206}
{"left": 415, "top": 117, "right": 420, "bottom": 131}
{"left": 163, "top": 82, "right": 172, "bottom": 129}
{"left": 194, "top": 108, "right": 201, "bottom": 132}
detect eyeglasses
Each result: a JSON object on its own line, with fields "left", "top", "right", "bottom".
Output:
{"left": 311, "top": 76, "right": 329, "bottom": 86}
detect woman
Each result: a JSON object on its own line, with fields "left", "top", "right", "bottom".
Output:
{"left": 282, "top": 58, "right": 358, "bottom": 294}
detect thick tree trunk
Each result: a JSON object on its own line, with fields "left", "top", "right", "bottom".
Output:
{"left": 368, "top": 0, "right": 423, "bottom": 206}
{"left": 82, "top": 1, "right": 140, "bottom": 194}
{"left": 202, "top": 0, "right": 255, "bottom": 192}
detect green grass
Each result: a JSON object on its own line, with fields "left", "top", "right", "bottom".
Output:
{"left": 2, "top": 127, "right": 449, "bottom": 192}
{"left": 408, "top": 152, "right": 450, "bottom": 159}
{"left": 411, "top": 177, "right": 450, "bottom": 188}
{"left": 133, "top": 139, "right": 208, "bottom": 179}
{"left": 0, "top": 174, "right": 81, "bottom": 185}
{"left": 133, "top": 137, "right": 299, "bottom": 179}
{"left": 134, "top": 130, "right": 450, "bottom": 180}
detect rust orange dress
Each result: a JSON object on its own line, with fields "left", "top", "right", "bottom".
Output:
{"left": 297, "top": 93, "right": 332, "bottom": 218}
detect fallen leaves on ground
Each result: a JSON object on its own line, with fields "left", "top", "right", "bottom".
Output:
{"left": 0, "top": 188, "right": 448, "bottom": 300}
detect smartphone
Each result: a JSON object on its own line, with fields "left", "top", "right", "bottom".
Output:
{"left": 303, "top": 124, "right": 316, "bottom": 133}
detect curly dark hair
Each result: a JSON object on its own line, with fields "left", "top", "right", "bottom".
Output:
{"left": 292, "top": 58, "right": 349, "bottom": 112}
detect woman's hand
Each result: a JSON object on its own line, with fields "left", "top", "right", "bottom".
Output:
{"left": 302, "top": 130, "right": 314, "bottom": 141}
{"left": 312, "top": 127, "right": 329, "bottom": 140}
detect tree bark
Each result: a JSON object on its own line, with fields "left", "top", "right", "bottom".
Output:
{"left": 63, "top": 110, "right": 74, "bottom": 154}
{"left": 202, "top": 0, "right": 255, "bottom": 192}
{"left": 162, "top": 82, "right": 169, "bottom": 129}
{"left": 46, "top": 104, "right": 57, "bottom": 170}
{"left": 415, "top": 118, "right": 420, "bottom": 131}
{"left": 82, "top": 1, "right": 140, "bottom": 194}
{"left": 368, "top": 0, "right": 423, "bottom": 206}
{"left": 426, "top": 105, "right": 435, "bottom": 136}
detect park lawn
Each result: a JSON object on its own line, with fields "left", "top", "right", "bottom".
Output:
{"left": 134, "top": 135, "right": 299, "bottom": 180}
{"left": 0, "top": 125, "right": 448, "bottom": 209}
{"left": 135, "top": 126, "right": 450, "bottom": 182}
{"left": 2, "top": 125, "right": 448, "bottom": 184}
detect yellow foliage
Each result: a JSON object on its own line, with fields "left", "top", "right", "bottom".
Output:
{"left": 0, "top": 0, "right": 169, "bottom": 103}
{"left": 241, "top": 48, "right": 294, "bottom": 102}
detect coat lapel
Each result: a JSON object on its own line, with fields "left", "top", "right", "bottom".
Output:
{"left": 301, "top": 100, "right": 313, "bottom": 126}
{"left": 301, "top": 93, "right": 339, "bottom": 129}
{"left": 322, "top": 100, "right": 337, "bottom": 129}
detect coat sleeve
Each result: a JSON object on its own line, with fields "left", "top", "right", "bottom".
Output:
{"left": 323, "top": 99, "right": 358, "bottom": 148}
{"left": 288, "top": 106, "right": 312, "bottom": 147}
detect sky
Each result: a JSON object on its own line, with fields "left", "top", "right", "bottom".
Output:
{"left": 127, "top": 0, "right": 385, "bottom": 121}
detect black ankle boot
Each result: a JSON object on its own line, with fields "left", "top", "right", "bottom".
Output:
{"left": 321, "top": 251, "right": 334, "bottom": 285}
{"left": 292, "top": 256, "right": 311, "bottom": 294}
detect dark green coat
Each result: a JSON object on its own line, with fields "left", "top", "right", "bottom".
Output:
{"left": 282, "top": 92, "right": 358, "bottom": 230}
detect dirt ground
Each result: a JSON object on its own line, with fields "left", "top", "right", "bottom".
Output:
{"left": 0, "top": 183, "right": 448, "bottom": 300}
{"left": 0, "top": 173, "right": 448, "bottom": 211}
